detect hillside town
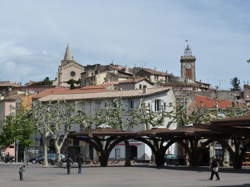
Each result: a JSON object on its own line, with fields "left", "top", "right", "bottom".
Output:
{"left": 1, "top": 43, "right": 250, "bottom": 169}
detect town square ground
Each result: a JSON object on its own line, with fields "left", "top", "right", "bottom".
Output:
{"left": 0, "top": 164, "right": 250, "bottom": 187}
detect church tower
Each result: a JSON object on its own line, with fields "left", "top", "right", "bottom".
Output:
{"left": 180, "top": 41, "right": 196, "bottom": 82}
{"left": 53, "top": 44, "right": 85, "bottom": 87}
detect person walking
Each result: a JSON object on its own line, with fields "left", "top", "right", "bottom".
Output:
{"left": 66, "top": 156, "right": 73, "bottom": 175}
{"left": 18, "top": 165, "right": 25, "bottom": 181}
{"left": 209, "top": 158, "right": 220, "bottom": 180}
{"left": 77, "top": 156, "right": 83, "bottom": 174}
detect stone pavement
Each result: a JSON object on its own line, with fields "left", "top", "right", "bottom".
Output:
{"left": 0, "top": 164, "right": 250, "bottom": 187}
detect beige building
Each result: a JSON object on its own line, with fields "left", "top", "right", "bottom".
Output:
{"left": 81, "top": 64, "right": 132, "bottom": 86}
{"left": 53, "top": 45, "right": 85, "bottom": 87}
{"left": 135, "top": 68, "right": 174, "bottom": 84}
{"left": 38, "top": 87, "right": 177, "bottom": 161}
{"left": 0, "top": 99, "right": 16, "bottom": 126}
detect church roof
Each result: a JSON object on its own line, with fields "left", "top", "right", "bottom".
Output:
{"left": 64, "top": 44, "right": 73, "bottom": 61}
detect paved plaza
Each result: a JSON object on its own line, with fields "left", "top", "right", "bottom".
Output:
{"left": 0, "top": 164, "right": 250, "bottom": 187}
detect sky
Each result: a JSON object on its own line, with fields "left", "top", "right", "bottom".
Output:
{"left": 0, "top": 0, "right": 249, "bottom": 89}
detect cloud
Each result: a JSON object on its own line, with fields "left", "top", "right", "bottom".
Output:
{"left": 0, "top": 41, "right": 58, "bottom": 83}
{"left": 0, "top": 0, "right": 249, "bottom": 89}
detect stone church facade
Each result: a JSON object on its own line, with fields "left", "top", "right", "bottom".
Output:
{"left": 53, "top": 45, "right": 85, "bottom": 87}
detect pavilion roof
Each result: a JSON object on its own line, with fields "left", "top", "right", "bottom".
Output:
{"left": 211, "top": 113, "right": 250, "bottom": 127}
{"left": 137, "top": 128, "right": 172, "bottom": 136}
{"left": 156, "top": 125, "right": 223, "bottom": 137}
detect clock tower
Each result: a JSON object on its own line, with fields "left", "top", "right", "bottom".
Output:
{"left": 180, "top": 41, "right": 196, "bottom": 82}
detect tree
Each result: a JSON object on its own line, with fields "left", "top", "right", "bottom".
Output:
{"left": 31, "top": 77, "right": 53, "bottom": 86}
{"left": 0, "top": 111, "right": 34, "bottom": 160}
{"left": 94, "top": 98, "right": 143, "bottom": 166}
{"left": 67, "top": 79, "right": 80, "bottom": 89}
{"left": 31, "top": 101, "right": 84, "bottom": 166}
{"left": 231, "top": 77, "right": 241, "bottom": 91}
{"left": 131, "top": 100, "right": 170, "bottom": 130}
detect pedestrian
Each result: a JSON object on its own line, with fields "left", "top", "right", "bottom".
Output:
{"left": 19, "top": 165, "right": 25, "bottom": 181}
{"left": 77, "top": 156, "right": 83, "bottom": 174}
{"left": 5, "top": 152, "right": 10, "bottom": 163}
{"left": 209, "top": 158, "right": 220, "bottom": 180}
{"left": 66, "top": 156, "right": 73, "bottom": 175}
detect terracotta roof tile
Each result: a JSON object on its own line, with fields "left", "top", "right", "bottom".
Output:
{"left": 116, "top": 77, "right": 153, "bottom": 85}
{"left": 80, "top": 82, "right": 117, "bottom": 90}
{"left": 32, "top": 87, "right": 114, "bottom": 99}
{"left": 194, "top": 96, "right": 233, "bottom": 108}
{"left": 139, "top": 68, "right": 170, "bottom": 76}
{"left": 0, "top": 81, "right": 20, "bottom": 87}
{"left": 39, "top": 87, "right": 170, "bottom": 102}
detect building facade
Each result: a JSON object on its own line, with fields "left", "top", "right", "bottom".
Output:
{"left": 53, "top": 45, "right": 85, "bottom": 87}
{"left": 38, "top": 87, "right": 177, "bottom": 161}
{"left": 180, "top": 43, "right": 196, "bottom": 82}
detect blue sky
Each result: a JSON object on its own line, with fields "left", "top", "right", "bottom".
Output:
{"left": 0, "top": 0, "right": 249, "bottom": 89}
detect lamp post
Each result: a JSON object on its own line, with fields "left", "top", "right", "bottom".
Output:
{"left": 15, "top": 140, "right": 20, "bottom": 162}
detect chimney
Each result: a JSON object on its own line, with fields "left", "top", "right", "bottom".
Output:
{"left": 143, "top": 85, "right": 147, "bottom": 94}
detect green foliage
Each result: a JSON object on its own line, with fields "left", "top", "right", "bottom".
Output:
{"left": 31, "top": 77, "right": 53, "bottom": 86}
{"left": 31, "top": 101, "right": 88, "bottom": 164}
{"left": 31, "top": 101, "right": 83, "bottom": 139}
{"left": 231, "top": 77, "right": 241, "bottom": 91}
{"left": 94, "top": 99, "right": 171, "bottom": 130}
{"left": 67, "top": 79, "right": 80, "bottom": 89}
{"left": 167, "top": 104, "right": 250, "bottom": 127}
{"left": 131, "top": 100, "right": 168, "bottom": 129}
{"left": 94, "top": 98, "right": 130, "bottom": 130}
{"left": 0, "top": 111, "right": 34, "bottom": 149}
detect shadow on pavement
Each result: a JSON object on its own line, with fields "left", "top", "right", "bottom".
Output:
{"left": 78, "top": 164, "right": 250, "bottom": 174}
{"left": 214, "top": 184, "right": 250, "bottom": 187}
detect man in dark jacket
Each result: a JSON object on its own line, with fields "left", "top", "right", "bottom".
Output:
{"left": 209, "top": 158, "right": 220, "bottom": 180}
{"left": 19, "top": 165, "right": 25, "bottom": 181}
{"left": 66, "top": 156, "right": 73, "bottom": 175}
{"left": 77, "top": 156, "right": 83, "bottom": 174}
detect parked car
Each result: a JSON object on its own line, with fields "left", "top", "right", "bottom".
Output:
{"left": 164, "top": 154, "right": 186, "bottom": 166}
{"left": 29, "top": 153, "right": 65, "bottom": 165}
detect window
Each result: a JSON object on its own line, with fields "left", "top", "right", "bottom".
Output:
{"left": 129, "top": 99, "right": 134, "bottom": 109}
{"left": 155, "top": 99, "right": 161, "bottom": 111}
{"left": 163, "top": 102, "right": 166, "bottom": 110}
{"left": 70, "top": 71, "right": 76, "bottom": 77}
{"left": 104, "top": 102, "right": 108, "bottom": 107}
{"left": 139, "top": 84, "right": 142, "bottom": 89}
{"left": 147, "top": 103, "right": 151, "bottom": 109}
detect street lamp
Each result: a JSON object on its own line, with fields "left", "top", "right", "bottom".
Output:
{"left": 15, "top": 140, "right": 20, "bottom": 162}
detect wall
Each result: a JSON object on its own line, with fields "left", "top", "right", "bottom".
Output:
{"left": 58, "top": 63, "right": 84, "bottom": 87}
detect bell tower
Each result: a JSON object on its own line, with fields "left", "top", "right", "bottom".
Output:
{"left": 180, "top": 41, "right": 196, "bottom": 82}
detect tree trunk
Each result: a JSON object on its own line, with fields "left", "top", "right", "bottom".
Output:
{"left": 223, "top": 148, "right": 230, "bottom": 167}
{"left": 124, "top": 140, "right": 131, "bottom": 166}
{"left": 232, "top": 155, "right": 242, "bottom": 169}
{"left": 99, "top": 152, "right": 108, "bottom": 167}
{"left": 43, "top": 138, "right": 49, "bottom": 167}
{"left": 155, "top": 151, "right": 165, "bottom": 167}
{"left": 54, "top": 141, "right": 62, "bottom": 165}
